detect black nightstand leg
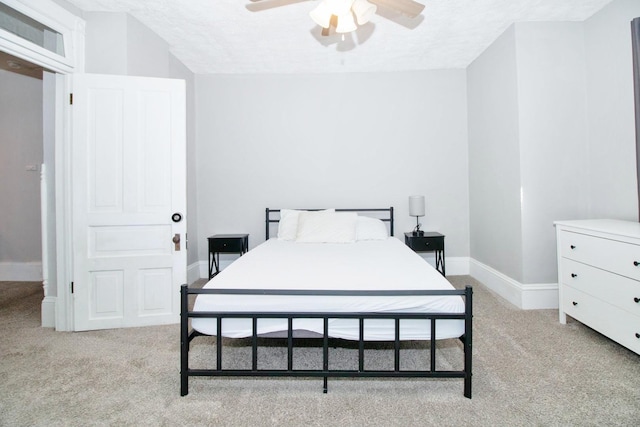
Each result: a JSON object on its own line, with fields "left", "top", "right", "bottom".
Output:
{"left": 208, "top": 251, "right": 220, "bottom": 279}
{"left": 435, "top": 249, "right": 446, "bottom": 276}
{"left": 208, "top": 252, "right": 214, "bottom": 279}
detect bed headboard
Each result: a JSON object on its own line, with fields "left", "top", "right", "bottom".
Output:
{"left": 265, "top": 207, "right": 394, "bottom": 240}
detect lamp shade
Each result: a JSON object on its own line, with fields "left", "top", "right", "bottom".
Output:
{"left": 310, "top": 0, "right": 332, "bottom": 28}
{"left": 409, "top": 195, "right": 425, "bottom": 217}
{"left": 335, "top": 12, "right": 357, "bottom": 33}
{"left": 352, "top": 0, "right": 377, "bottom": 25}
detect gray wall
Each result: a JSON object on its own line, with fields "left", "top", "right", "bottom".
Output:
{"left": 516, "top": 22, "right": 590, "bottom": 284}
{"left": 585, "top": 0, "right": 640, "bottom": 220}
{"left": 83, "top": 12, "right": 128, "bottom": 75}
{"left": 468, "top": 0, "right": 640, "bottom": 285}
{"left": 467, "top": 25, "right": 523, "bottom": 282}
{"left": 169, "top": 55, "right": 198, "bottom": 266}
{"left": 0, "top": 70, "right": 43, "bottom": 265}
{"left": 194, "top": 71, "right": 470, "bottom": 261}
{"left": 83, "top": 11, "right": 199, "bottom": 266}
{"left": 84, "top": 12, "right": 170, "bottom": 79}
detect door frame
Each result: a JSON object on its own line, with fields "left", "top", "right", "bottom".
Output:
{"left": 0, "top": 0, "right": 85, "bottom": 330}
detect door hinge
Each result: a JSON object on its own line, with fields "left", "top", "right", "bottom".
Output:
{"left": 71, "top": 281, "right": 74, "bottom": 293}
{"left": 69, "top": 93, "right": 73, "bottom": 105}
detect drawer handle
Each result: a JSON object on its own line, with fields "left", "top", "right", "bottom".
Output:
{"left": 572, "top": 301, "right": 578, "bottom": 306}
{"left": 571, "top": 273, "right": 577, "bottom": 278}
{"left": 634, "top": 297, "right": 640, "bottom": 303}
{"left": 636, "top": 333, "right": 640, "bottom": 339}
{"left": 634, "top": 261, "right": 640, "bottom": 267}
{"left": 570, "top": 245, "right": 576, "bottom": 250}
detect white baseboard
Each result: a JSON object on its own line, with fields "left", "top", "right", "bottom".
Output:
{"left": 469, "top": 258, "right": 558, "bottom": 309}
{"left": 195, "top": 258, "right": 239, "bottom": 281}
{"left": 446, "top": 257, "right": 470, "bottom": 276}
{"left": 0, "top": 262, "right": 42, "bottom": 281}
{"left": 195, "top": 260, "right": 210, "bottom": 281}
{"left": 520, "top": 282, "right": 559, "bottom": 310}
{"left": 415, "top": 254, "right": 470, "bottom": 276}
{"left": 41, "top": 296, "right": 56, "bottom": 327}
{"left": 188, "top": 261, "right": 203, "bottom": 285}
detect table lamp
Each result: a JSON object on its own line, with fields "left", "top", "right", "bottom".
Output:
{"left": 409, "top": 195, "right": 425, "bottom": 236}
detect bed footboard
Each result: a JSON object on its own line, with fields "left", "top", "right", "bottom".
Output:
{"left": 180, "top": 285, "right": 473, "bottom": 398}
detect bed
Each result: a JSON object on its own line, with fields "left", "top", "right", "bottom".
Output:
{"left": 181, "top": 208, "right": 473, "bottom": 397}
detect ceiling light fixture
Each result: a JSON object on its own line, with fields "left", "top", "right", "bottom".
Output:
{"left": 6, "top": 60, "right": 21, "bottom": 69}
{"left": 310, "top": 0, "right": 377, "bottom": 35}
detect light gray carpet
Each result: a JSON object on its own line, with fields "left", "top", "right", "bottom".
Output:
{"left": 1, "top": 277, "right": 639, "bottom": 426}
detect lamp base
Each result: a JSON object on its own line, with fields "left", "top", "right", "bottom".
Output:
{"left": 412, "top": 230, "right": 424, "bottom": 236}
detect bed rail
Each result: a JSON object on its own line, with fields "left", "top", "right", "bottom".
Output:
{"left": 180, "top": 285, "right": 472, "bottom": 398}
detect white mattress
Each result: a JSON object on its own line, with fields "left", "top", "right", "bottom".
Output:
{"left": 192, "top": 238, "right": 465, "bottom": 341}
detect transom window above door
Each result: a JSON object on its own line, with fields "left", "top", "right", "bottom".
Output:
{"left": 0, "top": 2, "right": 64, "bottom": 56}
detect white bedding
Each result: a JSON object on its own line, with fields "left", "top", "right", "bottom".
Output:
{"left": 192, "top": 237, "right": 465, "bottom": 341}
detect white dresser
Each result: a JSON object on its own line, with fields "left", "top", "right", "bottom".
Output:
{"left": 555, "top": 219, "right": 640, "bottom": 355}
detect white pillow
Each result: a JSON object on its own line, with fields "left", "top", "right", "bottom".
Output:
{"left": 295, "top": 211, "right": 357, "bottom": 243}
{"left": 355, "top": 216, "right": 389, "bottom": 240}
{"left": 277, "top": 209, "right": 334, "bottom": 241}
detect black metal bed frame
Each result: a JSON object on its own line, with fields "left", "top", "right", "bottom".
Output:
{"left": 180, "top": 207, "right": 473, "bottom": 398}
{"left": 265, "top": 207, "right": 395, "bottom": 240}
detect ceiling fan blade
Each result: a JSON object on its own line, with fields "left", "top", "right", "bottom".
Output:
{"left": 369, "top": 0, "right": 425, "bottom": 18}
{"left": 246, "top": 0, "right": 312, "bottom": 13}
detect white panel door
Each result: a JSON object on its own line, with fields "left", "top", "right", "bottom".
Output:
{"left": 72, "top": 74, "right": 186, "bottom": 331}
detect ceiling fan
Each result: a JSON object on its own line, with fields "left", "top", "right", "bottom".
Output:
{"left": 247, "top": 0, "right": 425, "bottom": 36}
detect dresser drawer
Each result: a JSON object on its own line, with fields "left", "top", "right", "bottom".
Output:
{"left": 559, "top": 230, "right": 640, "bottom": 281}
{"left": 561, "top": 258, "right": 640, "bottom": 316}
{"left": 562, "top": 285, "right": 640, "bottom": 354}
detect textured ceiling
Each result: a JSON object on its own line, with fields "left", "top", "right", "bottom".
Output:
{"left": 63, "top": 0, "right": 614, "bottom": 74}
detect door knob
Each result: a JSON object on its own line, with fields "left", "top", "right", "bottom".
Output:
{"left": 173, "top": 234, "right": 181, "bottom": 251}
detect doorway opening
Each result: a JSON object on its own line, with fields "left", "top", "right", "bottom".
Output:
{"left": 0, "top": 51, "right": 55, "bottom": 325}
{"left": 0, "top": 52, "right": 44, "bottom": 280}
